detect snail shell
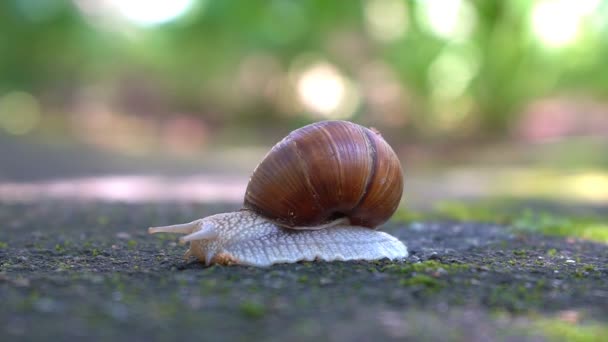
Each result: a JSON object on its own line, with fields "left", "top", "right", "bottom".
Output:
{"left": 244, "top": 120, "right": 404, "bottom": 228}
{"left": 148, "top": 120, "right": 408, "bottom": 266}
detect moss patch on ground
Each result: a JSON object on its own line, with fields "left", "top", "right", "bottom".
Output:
{"left": 512, "top": 211, "right": 608, "bottom": 243}
{"left": 394, "top": 200, "right": 608, "bottom": 244}
{"left": 533, "top": 317, "right": 608, "bottom": 342}
{"left": 380, "top": 261, "right": 470, "bottom": 292}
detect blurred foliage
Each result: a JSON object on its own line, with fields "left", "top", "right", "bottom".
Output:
{"left": 1, "top": 0, "right": 607, "bottom": 141}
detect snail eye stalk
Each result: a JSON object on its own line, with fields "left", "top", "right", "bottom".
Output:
{"left": 148, "top": 220, "right": 200, "bottom": 234}
{"left": 179, "top": 225, "right": 219, "bottom": 244}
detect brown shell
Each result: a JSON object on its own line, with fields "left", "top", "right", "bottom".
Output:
{"left": 243, "top": 120, "right": 404, "bottom": 229}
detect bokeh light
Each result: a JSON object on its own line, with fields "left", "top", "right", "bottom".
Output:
{"left": 73, "top": 0, "right": 196, "bottom": 29}
{"left": 417, "top": 0, "right": 476, "bottom": 41}
{"left": 364, "top": 0, "right": 408, "bottom": 42}
{"left": 428, "top": 44, "right": 480, "bottom": 101}
{"left": 531, "top": 0, "right": 600, "bottom": 48}
{"left": 105, "top": 0, "right": 195, "bottom": 26}
{"left": 292, "top": 58, "right": 360, "bottom": 119}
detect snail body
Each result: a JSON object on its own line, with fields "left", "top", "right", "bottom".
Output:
{"left": 148, "top": 120, "right": 408, "bottom": 266}
{"left": 149, "top": 210, "right": 407, "bottom": 267}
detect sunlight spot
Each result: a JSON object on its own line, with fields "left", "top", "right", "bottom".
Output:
{"left": 492, "top": 168, "right": 608, "bottom": 203}
{"left": 531, "top": 0, "right": 600, "bottom": 47}
{"left": 297, "top": 62, "right": 344, "bottom": 114}
{"left": 291, "top": 58, "right": 359, "bottom": 119}
{"left": 73, "top": 0, "right": 197, "bottom": 29}
{"left": 417, "top": 0, "right": 476, "bottom": 41}
{"left": 565, "top": 172, "right": 608, "bottom": 201}
{"left": 106, "top": 0, "right": 195, "bottom": 26}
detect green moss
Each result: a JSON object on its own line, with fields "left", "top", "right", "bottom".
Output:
{"left": 426, "top": 201, "right": 608, "bottom": 244}
{"left": 382, "top": 260, "right": 469, "bottom": 274}
{"left": 239, "top": 301, "right": 265, "bottom": 319}
{"left": 433, "top": 201, "right": 512, "bottom": 224}
{"left": 56, "top": 262, "right": 71, "bottom": 271}
{"left": 513, "top": 249, "right": 527, "bottom": 257}
{"left": 583, "top": 265, "right": 595, "bottom": 272}
{"left": 0, "top": 241, "right": 7, "bottom": 249}
{"left": 384, "top": 261, "right": 467, "bottom": 292}
{"left": 399, "top": 274, "right": 443, "bottom": 289}
{"left": 534, "top": 318, "right": 608, "bottom": 342}
{"left": 547, "top": 248, "right": 557, "bottom": 257}
{"left": 575, "top": 264, "right": 598, "bottom": 278}
{"left": 513, "top": 212, "right": 608, "bottom": 243}
{"left": 127, "top": 240, "right": 138, "bottom": 248}
{"left": 487, "top": 281, "right": 547, "bottom": 312}
{"left": 54, "top": 244, "right": 65, "bottom": 253}
{"left": 392, "top": 208, "right": 424, "bottom": 222}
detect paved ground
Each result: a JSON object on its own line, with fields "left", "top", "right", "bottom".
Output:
{"left": 1, "top": 201, "right": 606, "bottom": 341}
{"left": 1, "top": 136, "right": 607, "bottom": 341}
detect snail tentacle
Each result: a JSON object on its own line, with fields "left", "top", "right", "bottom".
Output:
{"left": 179, "top": 223, "right": 219, "bottom": 244}
{"left": 148, "top": 221, "right": 200, "bottom": 234}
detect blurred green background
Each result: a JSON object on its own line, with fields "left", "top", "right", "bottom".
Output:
{"left": 0, "top": 0, "right": 607, "bottom": 206}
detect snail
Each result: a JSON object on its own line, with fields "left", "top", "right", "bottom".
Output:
{"left": 148, "top": 120, "right": 408, "bottom": 267}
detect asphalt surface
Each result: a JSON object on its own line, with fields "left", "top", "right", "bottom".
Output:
{"left": 1, "top": 201, "right": 607, "bottom": 341}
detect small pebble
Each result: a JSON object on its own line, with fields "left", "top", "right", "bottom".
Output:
{"left": 408, "top": 255, "right": 421, "bottom": 263}
{"left": 409, "top": 222, "right": 424, "bottom": 231}
{"left": 565, "top": 259, "right": 576, "bottom": 264}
